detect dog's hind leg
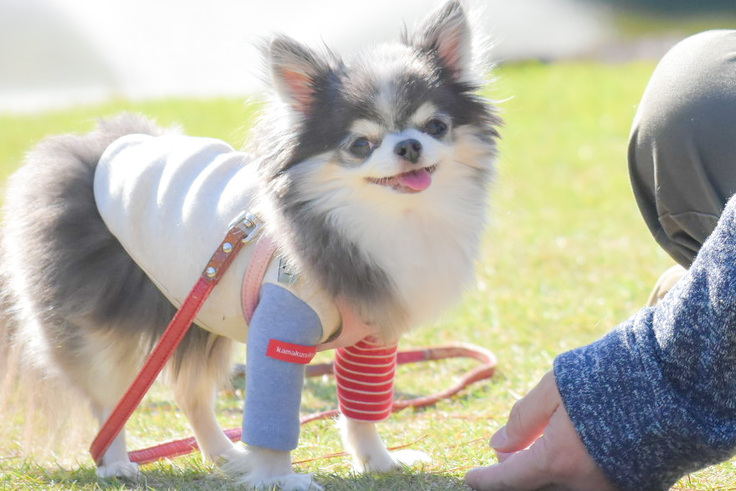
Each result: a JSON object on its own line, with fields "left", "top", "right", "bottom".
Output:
{"left": 66, "top": 329, "right": 147, "bottom": 479}
{"left": 171, "top": 331, "right": 243, "bottom": 463}
{"left": 90, "top": 404, "right": 141, "bottom": 479}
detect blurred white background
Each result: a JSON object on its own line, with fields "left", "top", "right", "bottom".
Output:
{"left": 0, "top": 0, "right": 616, "bottom": 113}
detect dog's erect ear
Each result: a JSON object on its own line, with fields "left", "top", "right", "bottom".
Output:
{"left": 403, "top": 0, "right": 472, "bottom": 81}
{"left": 268, "top": 35, "right": 333, "bottom": 116}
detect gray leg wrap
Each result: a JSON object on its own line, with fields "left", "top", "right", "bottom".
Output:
{"left": 242, "top": 283, "right": 323, "bottom": 451}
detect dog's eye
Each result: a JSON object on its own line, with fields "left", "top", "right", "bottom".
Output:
{"left": 348, "top": 137, "right": 373, "bottom": 158}
{"left": 424, "top": 119, "right": 448, "bottom": 138}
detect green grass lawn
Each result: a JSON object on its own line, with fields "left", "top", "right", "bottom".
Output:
{"left": 2, "top": 60, "right": 734, "bottom": 489}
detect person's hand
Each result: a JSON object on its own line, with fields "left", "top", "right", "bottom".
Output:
{"left": 465, "top": 371, "right": 616, "bottom": 490}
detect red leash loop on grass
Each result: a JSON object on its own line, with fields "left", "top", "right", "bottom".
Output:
{"left": 89, "top": 213, "right": 263, "bottom": 465}
{"left": 127, "top": 342, "right": 497, "bottom": 465}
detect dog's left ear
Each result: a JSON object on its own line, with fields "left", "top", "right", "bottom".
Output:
{"left": 267, "top": 35, "right": 335, "bottom": 116}
{"left": 402, "top": 0, "right": 472, "bottom": 81}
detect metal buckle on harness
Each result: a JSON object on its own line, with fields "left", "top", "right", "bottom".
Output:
{"left": 229, "top": 210, "right": 263, "bottom": 244}
{"left": 277, "top": 257, "right": 299, "bottom": 284}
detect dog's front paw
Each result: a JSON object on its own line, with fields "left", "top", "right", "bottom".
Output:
{"left": 242, "top": 471, "right": 321, "bottom": 491}
{"left": 339, "top": 416, "right": 431, "bottom": 473}
{"left": 350, "top": 443, "right": 396, "bottom": 473}
{"left": 390, "top": 448, "right": 432, "bottom": 467}
{"left": 95, "top": 460, "right": 141, "bottom": 480}
{"left": 220, "top": 444, "right": 320, "bottom": 490}
{"left": 350, "top": 446, "right": 430, "bottom": 473}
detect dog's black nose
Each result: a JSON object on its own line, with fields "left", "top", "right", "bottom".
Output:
{"left": 394, "top": 139, "right": 422, "bottom": 164}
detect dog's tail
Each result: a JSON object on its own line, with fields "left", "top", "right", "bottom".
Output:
{"left": 0, "top": 113, "right": 175, "bottom": 464}
{"left": 0, "top": 112, "right": 172, "bottom": 354}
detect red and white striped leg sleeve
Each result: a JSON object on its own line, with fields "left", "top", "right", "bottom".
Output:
{"left": 334, "top": 337, "right": 398, "bottom": 422}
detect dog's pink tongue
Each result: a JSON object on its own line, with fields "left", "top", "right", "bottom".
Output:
{"left": 397, "top": 168, "right": 432, "bottom": 191}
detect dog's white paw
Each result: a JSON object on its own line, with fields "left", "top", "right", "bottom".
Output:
{"left": 339, "top": 416, "right": 429, "bottom": 474}
{"left": 350, "top": 443, "right": 396, "bottom": 473}
{"left": 351, "top": 447, "right": 431, "bottom": 473}
{"left": 220, "top": 444, "right": 320, "bottom": 490}
{"left": 390, "top": 448, "right": 432, "bottom": 467}
{"left": 95, "top": 460, "right": 141, "bottom": 480}
{"left": 239, "top": 471, "right": 321, "bottom": 491}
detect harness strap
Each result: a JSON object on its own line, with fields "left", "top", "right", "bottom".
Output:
{"left": 319, "top": 299, "right": 378, "bottom": 352}
{"left": 240, "top": 251, "right": 378, "bottom": 351}
{"left": 241, "top": 235, "right": 278, "bottom": 323}
{"left": 89, "top": 213, "right": 263, "bottom": 465}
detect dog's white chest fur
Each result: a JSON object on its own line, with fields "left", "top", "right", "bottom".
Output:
{"left": 329, "top": 162, "right": 487, "bottom": 331}
{"left": 375, "top": 213, "right": 478, "bottom": 327}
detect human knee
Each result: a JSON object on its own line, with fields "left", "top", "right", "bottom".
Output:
{"left": 634, "top": 30, "right": 736, "bottom": 145}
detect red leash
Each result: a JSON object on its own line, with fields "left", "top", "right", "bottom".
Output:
{"left": 127, "top": 343, "right": 497, "bottom": 465}
{"left": 89, "top": 213, "right": 263, "bottom": 465}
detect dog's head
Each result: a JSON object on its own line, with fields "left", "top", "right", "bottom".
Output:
{"left": 253, "top": 1, "right": 501, "bottom": 331}
{"left": 256, "top": 0, "right": 499, "bottom": 217}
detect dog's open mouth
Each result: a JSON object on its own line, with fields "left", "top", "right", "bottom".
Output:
{"left": 366, "top": 164, "right": 438, "bottom": 193}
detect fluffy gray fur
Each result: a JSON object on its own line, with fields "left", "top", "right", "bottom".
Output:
{"left": 1, "top": 114, "right": 232, "bottom": 386}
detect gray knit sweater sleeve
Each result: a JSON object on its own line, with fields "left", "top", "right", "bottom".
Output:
{"left": 554, "top": 195, "right": 736, "bottom": 490}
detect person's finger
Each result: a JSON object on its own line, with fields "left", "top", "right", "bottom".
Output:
{"left": 495, "top": 450, "right": 512, "bottom": 463}
{"left": 491, "top": 371, "right": 560, "bottom": 453}
{"left": 466, "top": 436, "right": 553, "bottom": 490}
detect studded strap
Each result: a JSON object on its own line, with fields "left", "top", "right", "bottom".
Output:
{"left": 90, "top": 213, "right": 262, "bottom": 465}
